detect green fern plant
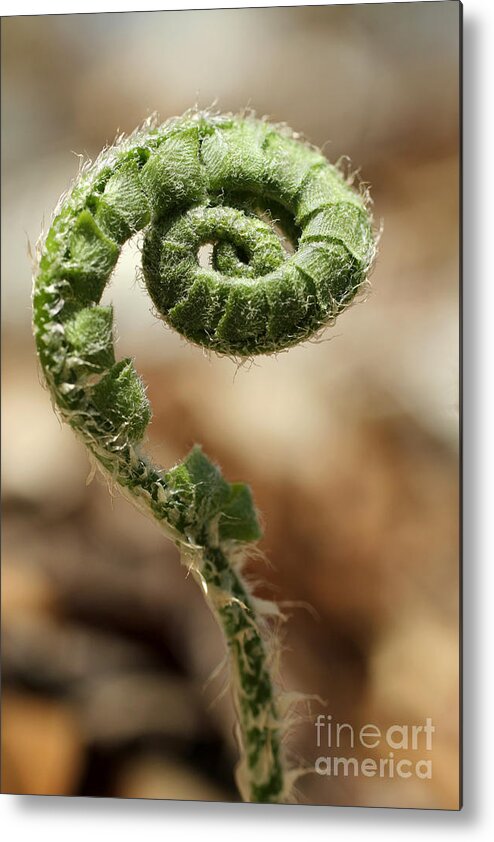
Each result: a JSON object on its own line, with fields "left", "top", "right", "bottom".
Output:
{"left": 32, "top": 110, "right": 375, "bottom": 804}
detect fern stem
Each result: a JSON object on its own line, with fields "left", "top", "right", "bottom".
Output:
{"left": 32, "top": 110, "right": 375, "bottom": 803}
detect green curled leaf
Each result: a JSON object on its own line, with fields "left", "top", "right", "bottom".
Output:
{"left": 33, "top": 111, "right": 376, "bottom": 805}
{"left": 90, "top": 359, "right": 151, "bottom": 445}
{"left": 166, "top": 446, "right": 262, "bottom": 544}
{"left": 219, "top": 483, "right": 262, "bottom": 543}
{"left": 64, "top": 305, "right": 115, "bottom": 373}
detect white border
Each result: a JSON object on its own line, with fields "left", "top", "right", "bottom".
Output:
{"left": 0, "top": 0, "right": 456, "bottom": 17}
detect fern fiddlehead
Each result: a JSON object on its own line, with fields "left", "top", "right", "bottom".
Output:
{"left": 32, "top": 111, "right": 375, "bottom": 804}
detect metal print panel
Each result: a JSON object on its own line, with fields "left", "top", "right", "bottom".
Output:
{"left": 1, "top": 0, "right": 461, "bottom": 810}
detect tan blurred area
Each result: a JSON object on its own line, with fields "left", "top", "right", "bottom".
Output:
{"left": 1, "top": 4, "right": 460, "bottom": 808}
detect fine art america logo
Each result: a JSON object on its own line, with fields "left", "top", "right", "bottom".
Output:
{"left": 314, "top": 715, "right": 435, "bottom": 780}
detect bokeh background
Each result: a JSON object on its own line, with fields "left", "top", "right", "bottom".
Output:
{"left": 1, "top": 2, "right": 460, "bottom": 809}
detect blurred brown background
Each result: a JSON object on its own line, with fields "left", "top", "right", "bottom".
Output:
{"left": 1, "top": 3, "right": 460, "bottom": 809}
